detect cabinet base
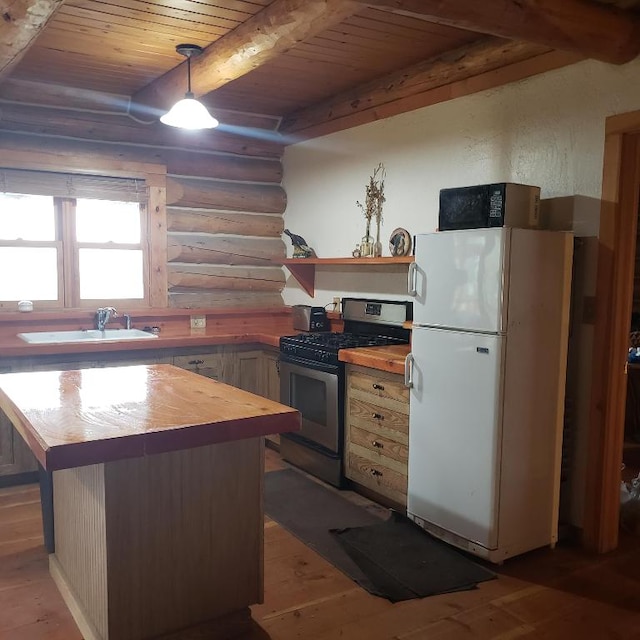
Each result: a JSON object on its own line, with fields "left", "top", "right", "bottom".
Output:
{"left": 280, "top": 435, "right": 343, "bottom": 488}
{"left": 0, "top": 470, "right": 38, "bottom": 488}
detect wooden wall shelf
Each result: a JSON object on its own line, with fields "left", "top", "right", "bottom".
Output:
{"left": 281, "top": 256, "right": 414, "bottom": 296}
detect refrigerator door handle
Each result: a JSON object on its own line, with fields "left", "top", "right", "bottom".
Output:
{"left": 404, "top": 353, "right": 414, "bottom": 388}
{"left": 407, "top": 262, "right": 418, "bottom": 297}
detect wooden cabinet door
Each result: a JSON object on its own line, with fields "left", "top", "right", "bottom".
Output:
{"left": 236, "top": 350, "right": 263, "bottom": 395}
{"left": 261, "top": 350, "right": 280, "bottom": 402}
{"left": 261, "top": 349, "right": 281, "bottom": 449}
{"left": 0, "top": 411, "right": 38, "bottom": 478}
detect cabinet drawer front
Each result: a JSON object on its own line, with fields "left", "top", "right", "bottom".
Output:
{"left": 346, "top": 452, "right": 407, "bottom": 506}
{"left": 349, "top": 426, "right": 408, "bottom": 467}
{"left": 173, "top": 354, "right": 223, "bottom": 369}
{"left": 348, "top": 367, "right": 409, "bottom": 404}
{"left": 173, "top": 353, "right": 227, "bottom": 381}
{"left": 348, "top": 397, "right": 408, "bottom": 441}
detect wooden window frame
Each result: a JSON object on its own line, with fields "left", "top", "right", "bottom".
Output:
{"left": 64, "top": 198, "right": 150, "bottom": 309}
{"left": 0, "top": 238, "right": 63, "bottom": 310}
{"left": 1, "top": 195, "right": 150, "bottom": 309}
{"left": 0, "top": 149, "right": 167, "bottom": 310}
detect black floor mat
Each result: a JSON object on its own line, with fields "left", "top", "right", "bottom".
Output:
{"left": 264, "top": 468, "right": 495, "bottom": 601}
{"left": 331, "top": 511, "right": 496, "bottom": 602}
{"left": 264, "top": 468, "right": 384, "bottom": 594}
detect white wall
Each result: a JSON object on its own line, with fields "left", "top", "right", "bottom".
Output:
{"left": 282, "top": 57, "right": 640, "bottom": 308}
{"left": 283, "top": 59, "right": 640, "bottom": 531}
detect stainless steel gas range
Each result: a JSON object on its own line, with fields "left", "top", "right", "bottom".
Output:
{"left": 279, "top": 298, "right": 412, "bottom": 487}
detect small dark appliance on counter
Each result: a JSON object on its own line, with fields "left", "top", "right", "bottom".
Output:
{"left": 292, "top": 305, "right": 329, "bottom": 332}
{"left": 438, "top": 182, "right": 541, "bottom": 231}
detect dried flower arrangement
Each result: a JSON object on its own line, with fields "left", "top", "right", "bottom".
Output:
{"left": 356, "top": 162, "right": 386, "bottom": 257}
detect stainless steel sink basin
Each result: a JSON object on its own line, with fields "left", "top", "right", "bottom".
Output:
{"left": 18, "top": 329, "right": 158, "bottom": 344}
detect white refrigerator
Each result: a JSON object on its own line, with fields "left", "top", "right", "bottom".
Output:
{"left": 406, "top": 228, "right": 573, "bottom": 563}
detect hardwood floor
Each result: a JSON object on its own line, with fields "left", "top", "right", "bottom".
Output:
{"left": 1, "top": 447, "right": 640, "bottom": 639}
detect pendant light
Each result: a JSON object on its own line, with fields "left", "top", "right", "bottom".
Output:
{"left": 160, "top": 44, "right": 219, "bottom": 130}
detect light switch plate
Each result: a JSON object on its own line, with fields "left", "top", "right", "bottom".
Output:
{"left": 190, "top": 315, "right": 206, "bottom": 329}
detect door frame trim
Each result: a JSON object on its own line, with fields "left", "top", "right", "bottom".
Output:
{"left": 584, "top": 110, "right": 640, "bottom": 552}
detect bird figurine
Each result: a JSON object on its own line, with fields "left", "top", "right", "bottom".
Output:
{"left": 284, "top": 229, "right": 316, "bottom": 258}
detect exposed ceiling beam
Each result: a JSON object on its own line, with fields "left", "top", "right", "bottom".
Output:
{"left": 0, "top": 0, "right": 63, "bottom": 80}
{"left": 0, "top": 101, "right": 284, "bottom": 157}
{"left": 359, "top": 0, "right": 640, "bottom": 64}
{"left": 0, "top": 78, "right": 283, "bottom": 131}
{"left": 280, "top": 38, "right": 582, "bottom": 139}
{"left": 132, "top": 0, "right": 360, "bottom": 117}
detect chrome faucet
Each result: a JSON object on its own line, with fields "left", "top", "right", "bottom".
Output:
{"left": 95, "top": 306, "right": 118, "bottom": 331}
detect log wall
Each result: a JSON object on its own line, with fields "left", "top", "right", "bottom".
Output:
{"left": 0, "top": 100, "right": 287, "bottom": 309}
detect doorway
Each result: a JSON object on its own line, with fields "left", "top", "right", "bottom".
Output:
{"left": 625, "top": 321, "right": 640, "bottom": 494}
{"left": 584, "top": 113, "right": 640, "bottom": 552}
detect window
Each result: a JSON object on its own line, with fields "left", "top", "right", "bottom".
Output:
{"left": 0, "top": 185, "right": 148, "bottom": 308}
{"left": 75, "top": 199, "right": 145, "bottom": 301}
{"left": 0, "top": 194, "right": 58, "bottom": 302}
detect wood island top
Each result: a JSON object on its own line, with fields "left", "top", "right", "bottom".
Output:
{"left": 0, "top": 363, "right": 300, "bottom": 471}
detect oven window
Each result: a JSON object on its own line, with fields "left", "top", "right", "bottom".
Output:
{"left": 291, "top": 373, "right": 327, "bottom": 427}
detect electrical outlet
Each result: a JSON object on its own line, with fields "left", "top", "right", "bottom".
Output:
{"left": 190, "top": 315, "right": 206, "bottom": 329}
{"left": 333, "top": 297, "right": 341, "bottom": 312}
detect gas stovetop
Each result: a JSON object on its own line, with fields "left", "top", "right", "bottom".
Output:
{"left": 280, "top": 298, "right": 412, "bottom": 365}
{"left": 280, "top": 331, "right": 408, "bottom": 365}
{"left": 283, "top": 331, "right": 405, "bottom": 349}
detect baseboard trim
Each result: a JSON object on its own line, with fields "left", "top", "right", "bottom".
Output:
{"left": 0, "top": 471, "right": 38, "bottom": 488}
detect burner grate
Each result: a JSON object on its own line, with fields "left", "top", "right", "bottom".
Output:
{"left": 280, "top": 298, "right": 412, "bottom": 366}
{"left": 279, "top": 331, "right": 409, "bottom": 365}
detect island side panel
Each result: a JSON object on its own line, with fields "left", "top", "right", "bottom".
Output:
{"left": 104, "top": 437, "right": 264, "bottom": 639}
{"left": 50, "top": 463, "right": 109, "bottom": 640}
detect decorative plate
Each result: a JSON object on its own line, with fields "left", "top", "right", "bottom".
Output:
{"left": 389, "top": 228, "right": 411, "bottom": 257}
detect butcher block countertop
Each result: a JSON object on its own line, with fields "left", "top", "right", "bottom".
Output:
{"left": 0, "top": 363, "right": 300, "bottom": 471}
{"left": 0, "top": 307, "right": 411, "bottom": 374}
{"left": 0, "top": 307, "right": 299, "bottom": 358}
{"left": 0, "top": 329, "right": 286, "bottom": 358}
{"left": 339, "top": 343, "right": 411, "bottom": 375}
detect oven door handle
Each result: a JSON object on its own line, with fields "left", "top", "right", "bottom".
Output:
{"left": 404, "top": 353, "right": 414, "bottom": 388}
{"left": 279, "top": 356, "right": 340, "bottom": 376}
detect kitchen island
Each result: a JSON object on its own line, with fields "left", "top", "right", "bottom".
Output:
{"left": 0, "top": 364, "right": 300, "bottom": 640}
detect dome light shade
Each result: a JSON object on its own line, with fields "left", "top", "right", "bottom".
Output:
{"left": 160, "top": 43, "right": 219, "bottom": 130}
{"left": 160, "top": 92, "right": 219, "bottom": 129}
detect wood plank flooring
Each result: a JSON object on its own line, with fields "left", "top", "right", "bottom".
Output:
{"left": 1, "top": 447, "right": 639, "bottom": 639}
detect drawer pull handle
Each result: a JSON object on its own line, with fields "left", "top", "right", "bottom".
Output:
{"left": 372, "top": 412, "right": 384, "bottom": 420}
{"left": 372, "top": 440, "right": 384, "bottom": 448}
{"left": 372, "top": 383, "right": 385, "bottom": 390}
{"left": 370, "top": 469, "right": 383, "bottom": 477}
{"left": 188, "top": 359, "right": 204, "bottom": 365}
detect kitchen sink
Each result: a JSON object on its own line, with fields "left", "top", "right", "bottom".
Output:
{"left": 18, "top": 329, "right": 158, "bottom": 344}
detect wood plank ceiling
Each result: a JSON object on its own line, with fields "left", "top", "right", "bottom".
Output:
{"left": 1, "top": 0, "right": 640, "bottom": 142}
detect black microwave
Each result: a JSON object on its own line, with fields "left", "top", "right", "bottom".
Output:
{"left": 438, "top": 182, "right": 541, "bottom": 231}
